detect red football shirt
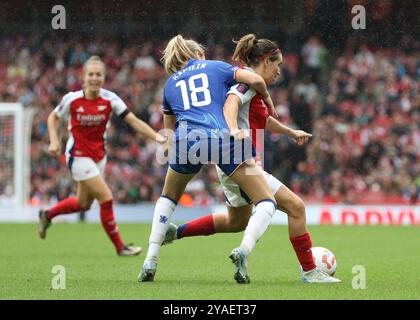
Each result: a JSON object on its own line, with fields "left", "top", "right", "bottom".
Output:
{"left": 227, "top": 82, "right": 270, "bottom": 161}
{"left": 54, "top": 89, "right": 128, "bottom": 162}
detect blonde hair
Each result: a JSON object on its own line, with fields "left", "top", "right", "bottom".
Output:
{"left": 83, "top": 55, "right": 106, "bottom": 76}
{"left": 232, "top": 34, "right": 280, "bottom": 67}
{"left": 161, "top": 35, "right": 205, "bottom": 74}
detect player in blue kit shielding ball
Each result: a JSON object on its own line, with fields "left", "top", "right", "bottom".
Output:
{"left": 139, "top": 35, "right": 278, "bottom": 283}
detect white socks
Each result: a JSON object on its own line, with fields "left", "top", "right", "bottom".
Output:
{"left": 240, "top": 200, "right": 276, "bottom": 254}
{"left": 145, "top": 196, "right": 177, "bottom": 262}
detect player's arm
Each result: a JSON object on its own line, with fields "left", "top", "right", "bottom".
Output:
{"left": 161, "top": 114, "right": 176, "bottom": 153}
{"left": 123, "top": 112, "right": 167, "bottom": 144}
{"left": 223, "top": 94, "right": 240, "bottom": 132}
{"left": 266, "top": 116, "right": 312, "bottom": 146}
{"left": 163, "top": 114, "right": 176, "bottom": 142}
{"left": 161, "top": 88, "right": 176, "bottom": 139}
{"left": 223, "top": 94, "right": 249, "bottom": 139}
{"left": 234, "top": 69, "right": 277, "bottom": 117}
{"left": 163, "top": 114, "right": 176, "bottom": 131}
{"left": 48, "top": 92, "right": 72, "bottom": 157}
{"left": 110, "top": 91, "right": 166, "bottom": 144}
{"left": 47, "top": 111, "right": 61, "bottom": 157}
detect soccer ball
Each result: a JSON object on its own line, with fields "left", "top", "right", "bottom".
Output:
{"left": 311, "top": 247, "right": 337, "bottom": 276}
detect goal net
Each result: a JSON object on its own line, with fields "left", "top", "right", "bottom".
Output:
{"left": 0, "top": 103, "right": 32, "bottom": 207}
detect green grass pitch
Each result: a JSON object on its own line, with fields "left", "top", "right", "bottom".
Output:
{"left": 0, "top": 223, "right": 419, "bottom": 299}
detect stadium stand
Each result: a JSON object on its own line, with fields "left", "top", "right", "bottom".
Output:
{"left": 0, "top": 1, "right": 418, "bottom": 206}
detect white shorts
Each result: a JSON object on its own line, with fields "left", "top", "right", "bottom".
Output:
{"left": 216, "top": 166, "right": 283, "bottom": 207}
{"left": 67, "top": 156, "right": 106, "bottom": 182}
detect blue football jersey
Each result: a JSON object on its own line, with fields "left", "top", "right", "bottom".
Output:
{"left": 162, "top": 59, "right": 238, "bottom": 138}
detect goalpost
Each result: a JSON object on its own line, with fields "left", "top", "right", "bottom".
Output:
{"left": 0, "top": 103, "right": 33, "bottom": 207}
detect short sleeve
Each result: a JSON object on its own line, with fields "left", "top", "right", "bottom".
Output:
{"left": 227, "top": 83, "right": 256, "bottom": 105}
{"left": 54, "top": 92, "right": 73, "bottom": 119}
{"left": 216, "top": 61, "right": 239, "bottom": 87}
{"left": 161, "top": 88, "right": 174, "bottom": 115}
{"left": 110, "top": 92, "right": 129, "bottom": 116}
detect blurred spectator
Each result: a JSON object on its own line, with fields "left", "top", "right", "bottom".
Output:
{"left": 300, "top": 35, "right": 327, "bottom": 83}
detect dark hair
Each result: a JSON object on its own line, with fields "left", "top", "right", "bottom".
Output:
{"left": 232, "top": 34, "right": 280, "bottom": 66}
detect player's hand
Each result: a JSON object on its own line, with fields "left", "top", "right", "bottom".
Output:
{"left": 48, "top": 141, "right": 61, "bottom": 157}
{"left": 231, "top": 128, "right": 250, "bottom": 140}
{"left": 291, "top": 130, "right": 312, "bottom": 146}
{"left": 156, "top": 133, "right": 168, "bottom": 145}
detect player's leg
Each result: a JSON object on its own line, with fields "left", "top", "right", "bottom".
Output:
{"left": 39, "top": 181, "right": 92, "bottom": 223}
{"left": 78, "top": 175, "right": 122, "bottom": 253}
{"left": 38, "top": 191, "right": 91, "bottom": 239}
{"left": 38, "top": 157, "right": 95, "bottom": 239}
{"left": 209, "top": 166, "right": 254, "bottom": 233}
{"left": 164, "top": 205, "right": 252, "bottom": 245}
{"left": 215, "top": 205, "right": 252, "bottom": 232}
{"left": 229, "top": 161, "right": 276, "bottom": 253}
{"left": 273, "top": 185, "right": 315, "bottom": 272}
{"left": 140, "top": 167, "right": 196, "bottom": 281}
{"left": 163, "top": 164, "right": 254, "bottom": 243}
{"left": 165, "top": 173, "right": 304, "bottom": 242}
{"left": 79, "top": 174, "right": 141, "bottom": 256}
{"left": 227, "top": 161, "right": 277, "bottom": 283}
{"left": 75, "top": 183, "right": 93, "bottom": 222}
{"left": 275, "top": 185, "right": 308, "bottom": 237}
{"left": 275, "top": 185, "right": 341, "bottom": 283}
{"left": 146, "top": 167, "right": 196, "bottom": 259}
{"left": 41, "top": 193, "right": 91, "bottom": 221}
{"left": 76, "top": 182, "right": 95, "bottom": 210}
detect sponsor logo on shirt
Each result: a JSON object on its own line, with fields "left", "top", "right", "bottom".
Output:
{"left": 236, "top": 84, "right": 249, "bottom": 94}
{"left": 76, "top": 106, "right": 85, "bottom": 113}
{"left": 76, "top": 114, "right": 107, "bottom": 126}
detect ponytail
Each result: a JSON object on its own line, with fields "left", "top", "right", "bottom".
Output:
{"left": 161, "top": 35, "right": 205, "bottom": 74}
{"left": 232, "top": 34, "right": 280, "bottom": 67}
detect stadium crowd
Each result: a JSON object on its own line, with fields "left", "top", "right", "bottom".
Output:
{"left": 0, "top": 33, "right": 418, "bottom": 206}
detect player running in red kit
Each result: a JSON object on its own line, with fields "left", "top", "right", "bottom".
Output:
{"left": 38, "top": 56, "right": 167, "bottom": 256}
